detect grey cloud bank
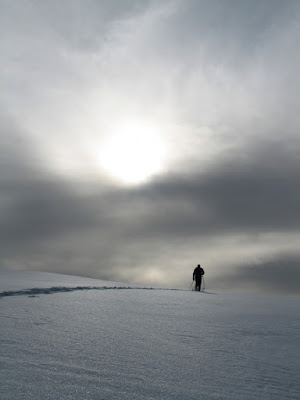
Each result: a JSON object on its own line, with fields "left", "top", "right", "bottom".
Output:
{"left": 1, "top": 1, "right": 299, "bottom": 293}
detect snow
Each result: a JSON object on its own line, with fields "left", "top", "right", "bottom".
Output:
{"left": 1, "top": 270, "right": 299, "bottom": 400}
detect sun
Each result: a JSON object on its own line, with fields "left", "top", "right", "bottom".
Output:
{"left": 100, "top": 122, "right": 166, "bottom": 184}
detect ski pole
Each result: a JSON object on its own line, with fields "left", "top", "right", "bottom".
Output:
{"left": 189, "top": 280, "right": 194, "bottom": 290}
{"left": 202, "top": 277, "right": 205, "bottom": 291}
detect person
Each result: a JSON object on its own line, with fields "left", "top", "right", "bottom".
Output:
{"left": 193, "top": 264, "right": 205, "bottom": 291}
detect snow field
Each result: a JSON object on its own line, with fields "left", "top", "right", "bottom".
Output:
{"left": 1, "top": 271, "right": 299, "bottom": 400}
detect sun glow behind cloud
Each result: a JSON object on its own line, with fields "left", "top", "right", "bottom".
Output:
{"left": 99, "top": 122, "right": 166, "bottom": 184}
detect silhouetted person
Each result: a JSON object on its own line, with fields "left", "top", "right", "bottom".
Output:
{"left": 193, "top": 264, "right": 205, "bottom": 291}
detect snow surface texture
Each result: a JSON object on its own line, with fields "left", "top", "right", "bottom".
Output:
{"left": 1, "top": 270, "right": 299, "bottom": 400}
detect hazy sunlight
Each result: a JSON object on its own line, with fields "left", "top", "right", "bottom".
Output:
{"left": 100, "top": 122, "right": 166, "bottom": 184}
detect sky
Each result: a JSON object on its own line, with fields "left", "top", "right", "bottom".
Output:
{"left": 1, "top": 0, "right": 299, "bottom": 294}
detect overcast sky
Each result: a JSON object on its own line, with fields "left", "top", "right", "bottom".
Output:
{"left": 1, "top": 0, "right": 299, "bottom": 294}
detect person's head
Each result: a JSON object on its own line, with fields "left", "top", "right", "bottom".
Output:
{"left": 197, "top": 264, "right": 200, "bottom": 267}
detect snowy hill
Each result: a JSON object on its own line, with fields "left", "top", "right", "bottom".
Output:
{"left": 1, "top": 270, "right": 299, "bottom": 400}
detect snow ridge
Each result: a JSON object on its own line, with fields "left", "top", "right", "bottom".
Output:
{"left": 0, "top": 285, "right": 182, "bottom": 298}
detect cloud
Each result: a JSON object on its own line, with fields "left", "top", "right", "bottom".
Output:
{"left": 1, "top": 1, "right": 299, "bottom": 292}
{"left": 1, "top": 120, "right": 299, "bottom": 291}
{"left": 129, "top": 137, "right": 300, "bottom": 235}
{"left": 217, "top": 255, "right": 300, "bottom": 295}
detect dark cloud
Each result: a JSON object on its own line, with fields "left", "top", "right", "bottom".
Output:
{"left": 0, "top": 117, "right": 107, "bottom": 254}
{"left": 216, "top": 255, "right": 300, "bottom": 295}
{"left": 7, "top": 133, "right": 298, "bottom": 250}
{"left": 126, "top": 138, "right": 300, "bottom": 238}
{"left": 147, "top": 0, "right": 298, "bottom": 61}
{"left": 1, "top": 180, "right": 100, "bottom": 245}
